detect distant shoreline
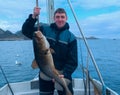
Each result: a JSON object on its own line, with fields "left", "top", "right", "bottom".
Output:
{"left": 0, "top": 37, "right": 98, "bottom": 41}
{"left": 0, "top": 37, "right": 30, "bottom": 41}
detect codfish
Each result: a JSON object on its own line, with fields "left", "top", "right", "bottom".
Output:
{"left": 33, "top": 31, "right": 72, "bottom": 95}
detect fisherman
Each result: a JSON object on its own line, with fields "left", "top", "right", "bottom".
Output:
{"left": 22, "top": 7, "right": 78, "bottom": 95}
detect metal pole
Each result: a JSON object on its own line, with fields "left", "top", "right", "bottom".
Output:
{"left": 67, "top": 0, "right": 105, "bottom": 85}
{"left": 0, "top": 65, "right": 14, "bottom": 95}
{"left": 36, "top": 0, "right": 40, "bottom": 31}
{"left": 47, "top": 0, "right": 54, "bottom": 24}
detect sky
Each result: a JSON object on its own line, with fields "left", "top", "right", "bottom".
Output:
{"left": 0, "top": 0, "right": 120, "bottom": 39}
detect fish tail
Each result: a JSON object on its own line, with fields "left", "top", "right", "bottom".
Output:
{"left": 62, "top": 85, "right": 72, "bottom": 95}
{"left": 65, "top": 89, "right": 72, "bottom": 95}
{"left": 59, "top": 78, "right": 72, "bottom": 95}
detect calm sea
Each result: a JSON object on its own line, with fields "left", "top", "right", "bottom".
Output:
{"left": 0, "top": 39, "right": 120, "bottom": 94}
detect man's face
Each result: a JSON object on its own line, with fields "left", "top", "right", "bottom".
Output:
{"left": 54, "top": 13, "right": 67, "bottom": 28}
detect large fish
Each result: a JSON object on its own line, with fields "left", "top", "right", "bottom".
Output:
{"left": 32, "top": 31, "right": 72, "bottom": 95}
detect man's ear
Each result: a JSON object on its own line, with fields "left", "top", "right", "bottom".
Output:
{"left": 66, "top": 16, "right": 68, "bottom": 20}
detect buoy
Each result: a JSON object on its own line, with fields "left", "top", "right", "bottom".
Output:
{"left": 15, "top": 60, "right": 21, "bottom": 65}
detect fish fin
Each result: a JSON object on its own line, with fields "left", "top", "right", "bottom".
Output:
{"left": 64, "top": 78, "right": 71, "bottom": 85}
{"left": 55, "top": 78, "right": 71, "bottom": 91}
{"left": 55, "top": 81, "right": 63, "bottom": 91}
{"left": 89, "top": 77, "right": 102, "bottom": 95}
{"left": 50, "top": 48, "right": 55, "bottom": 54}
{"left": 31, "top": 59, "right": 39, "bottom": 69}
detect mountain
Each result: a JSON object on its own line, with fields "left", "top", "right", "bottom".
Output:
{"left": 0, "top": 28, "right": 30, "bottom": 41}
{"left": 0, "top": 28, "right": 99, "bottom": 41}
{"left": 15, "top": 30, "right": 30, "bottom": 40}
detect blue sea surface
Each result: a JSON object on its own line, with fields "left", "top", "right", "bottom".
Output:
{"left": 0, "top": 39, "right": 120, "bottom": 94}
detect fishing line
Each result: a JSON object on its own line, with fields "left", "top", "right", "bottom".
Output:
{"left": 78, "top": 39, "right": 87, "bottom": 95}
{"left": 0, "top": 65, "right": 14, "bottom": 95}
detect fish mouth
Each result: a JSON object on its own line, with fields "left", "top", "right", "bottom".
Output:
{"left": 34, "top": 31, "right": 43, "bottom": 40}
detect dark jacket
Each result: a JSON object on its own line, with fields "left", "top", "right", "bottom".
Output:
{"left": 22, "top": 14, "right": 78, "bottom": 80}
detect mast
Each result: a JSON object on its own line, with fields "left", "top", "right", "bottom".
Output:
{"left": 47, "top": 0, "right": 54, "bottom": 24}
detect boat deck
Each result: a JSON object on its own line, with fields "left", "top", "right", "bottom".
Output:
{"left": 0, "top": 78, "right": 95, "bottom": 95}
{"left": 0, "top": 78, "right": 118, "bottom": 95}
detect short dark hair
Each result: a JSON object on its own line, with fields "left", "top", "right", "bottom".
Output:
{"left": 54, "top": 8, "right": 67, "bottom": 17}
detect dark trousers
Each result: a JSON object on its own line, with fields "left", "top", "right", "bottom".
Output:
{"left": 39, "top": 76, "right": 73, "bottom": 95}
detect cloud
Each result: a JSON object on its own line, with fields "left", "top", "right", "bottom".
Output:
{"left": 71, "top": 11, "right": 120, "bottom": 38}
{"left": 0, "top": 0, "right": 120, "bottom": 38}
{"left": 73, "top": 0, "right": 120, "bottom": 9}
{"left": 0, "top": 0, "right": 47, "bottom": 32}
{"left": 0, "top": 20, "right": 22, "bottom": 33}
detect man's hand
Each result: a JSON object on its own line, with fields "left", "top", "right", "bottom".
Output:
{"left": 52, "top": 74, "right": 64, "bottom": 82}
{"left": 32, "top": 7, "right": 41, "bottom": 19}
{"left": 58, "top": 74, "right": 64, "bottom": 78}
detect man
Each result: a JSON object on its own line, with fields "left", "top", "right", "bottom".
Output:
{"left": 22, "top": 7, "right": 78, "bottom": 95}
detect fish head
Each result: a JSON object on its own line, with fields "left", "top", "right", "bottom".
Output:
{"left": 34, "top": 31, "right": 50, "bottom": 49}
{"left": 34, "top": 31, "right": 43, "bottom": 41}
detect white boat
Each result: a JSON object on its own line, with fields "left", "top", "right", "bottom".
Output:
{"left": 0, "top": 0, "right": 119, "bottom": 95}
{"left": 0, "top": 77, "right": 118, "bottom": 95}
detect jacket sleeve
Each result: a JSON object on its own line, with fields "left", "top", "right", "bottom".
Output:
{"left": 22, "top": 14, "right": 37, "bottom": 39}
{"left": 63, "top": 39, "right": 78, "bottom": 80}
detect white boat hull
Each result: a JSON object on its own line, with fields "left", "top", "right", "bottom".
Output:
{"left": 0, "top": 78, "right": 118, "bottom": 95}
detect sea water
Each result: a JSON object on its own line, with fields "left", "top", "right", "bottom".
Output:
{"left": 0, "top": 39, "right": 120, "bottom": 94}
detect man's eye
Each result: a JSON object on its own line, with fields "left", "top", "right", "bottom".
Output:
{"left": 61, "top": 16, "right": 65, "bottom": 18}
{"left": 56, "top": 16, "right": 65, "bottom": 19}
{"left": 56, "top": 16, "right": 60, "bottom": 18}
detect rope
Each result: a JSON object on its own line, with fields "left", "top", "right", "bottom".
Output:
{"left": 0, "top": 65, "right": 14, "bottom": 95}
{"left": 102, "top": 85, "right": 107, "bottom": 95}
{"left": 80, "top": 44, "right": 87, "bottom": 95}
{"left": 67, "top": 0, "right": 105, "bottom": 86}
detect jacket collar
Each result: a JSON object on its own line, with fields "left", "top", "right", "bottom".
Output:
{"left": 50, "top": 22, "right": 69, "bottom": 32}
